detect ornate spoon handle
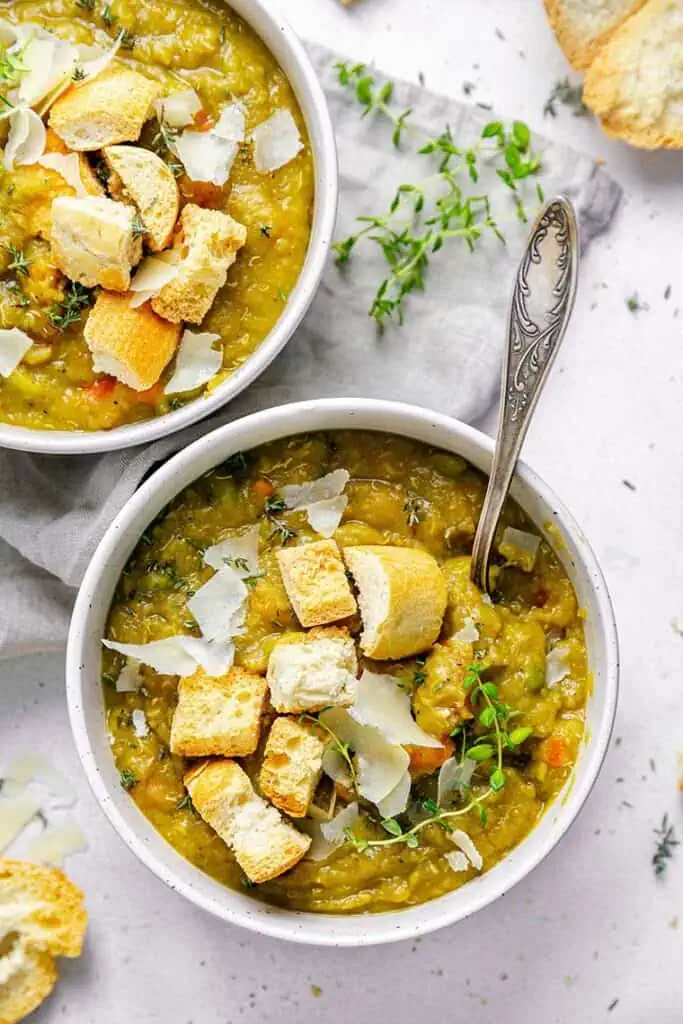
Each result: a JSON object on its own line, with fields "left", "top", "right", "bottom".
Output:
{"left": 471, "top": 195, "right": 579, "bottom": 593}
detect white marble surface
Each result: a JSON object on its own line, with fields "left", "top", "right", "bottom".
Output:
{"left": 2, "top": 0, "right": 682, "bottom": 1020}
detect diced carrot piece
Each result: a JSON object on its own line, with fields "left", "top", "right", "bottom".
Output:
{"left": 253, "top": 478, "right": 274, "bottom": 498}
{"left": 407, "top": 737, "right": 454, "bottom": 777}
{"left": 84, "top": 377, "right": 116, "bottom": 399}
{"left": 45, "top": 128, "right": 69, "bottom": 154}
{"left": 192, "top": 109, "right": 212, "bottom": 132}
{"left": 543, "top": 736, "right": 567, "bottom": 768}
{"left": 179, "top": 177, "right": 224, "bottom": 208}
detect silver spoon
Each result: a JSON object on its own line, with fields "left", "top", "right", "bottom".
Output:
{"left": 470, "top": 195, "right": 579, "bottom": 593}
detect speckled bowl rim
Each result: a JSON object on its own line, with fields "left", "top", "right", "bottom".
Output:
{"left": 0, "top": 0, "right": 338, "bottom": 455}
{"left": 66, "top": 398, "right": 619, "bottom": 946}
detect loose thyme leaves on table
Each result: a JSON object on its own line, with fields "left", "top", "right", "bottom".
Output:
{"left": 543, "top": 78, "right": 590, "bottom": 119}
{"left": 344, "top": 663, "right": 532, "bottom": 852}
{"left": 333, "top": 62, "right": 543, "bottom": 328}
{"left": 653, "top": 814, "right": 679, "bottom": 877}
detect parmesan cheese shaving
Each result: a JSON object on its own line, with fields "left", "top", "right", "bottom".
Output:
{"left": 115, "top": 659, "right": 142, "bottom": 692}
{"left": 437, "top": 757, "right": 476, "bottom": 809}
{"left": 280, "top": 469, "right": 350, "bottom": 537}
{"left": 499, "top": 526, "right": 541, "bottom": 572}
{"left": 305, "top": 496, "right": 348, "bottom": 538}
{"left": 4, "top": 753, "right": 75, "bottom": 809}
{"left": 131, "top": 709, "right": 149, "bottom": 738}
{"left": 319, "top": 708, "right": 409, "bottom": 805}
{"left": 102, "top": 636, "right": 233, "bottom": 678}
{"left": 17, "top": 34, "right": 77, "bottom": 107}
{"left": 186, "top": 564, "right": 248, "bottom": 644}
{"left": 4, "top": 106, "right": 46, "bottom": 170}
{"left": 453, "top": 616, "right": 479, "bottom": 643}
{"left": 164, "top": 329, "right": 222, "bottom": 395}
{"left": 29, "top": 817, "right": 87, "bottom": 868}
{"left": 349, "top": 669, "right": 443, "bottom": 748}
{"left": 156, "top": 88, "right": 202, "bottom": 128}
{"left": 303, "top": 802, "right": 359, "bottom": 862}
{"left": 376, "top": 769, "right": 411, "bottom": 818}
{"left": 171, "top": 102, "right": 244, "bottom": 185}
{"left": 76, "top": 31, "right": 123, "bottom": 85}
{"left": 445, "top": 850, "right": 470, "bottom": 873}
{"left": 0, "top": 328, "right": 33, "bottom": 377}
{"left": 37, "top": 152, "right": 88, "bottom": 197}
{"left": 546, "top": 645, "right": 571, "bottom": 688}
{"left": 129, "top": 253, "right": 181, "bottom": 308}
{"left": 321, "top": 745, "right": 352, "bottom": 787}
{"left": 203, "top": 524, "right": 261, "bottom": 576}
{"left": 449, "top": 828, "right": 483, "bottom": 871}
{"left": 0, "top": 792, "right": 42, "bottom": 853}
{"left": 252, "top": 109, "right": 303, "bottom": 172}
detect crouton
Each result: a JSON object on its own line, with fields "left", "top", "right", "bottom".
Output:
{"left": 49, "top": 67, "right": 161, "bottom": 151}
{"left": 184, "top": 760, "right": 310, "bottom": 884}
{"left": 103, "top": 145, "right": 180, "bottom": 251}
{"left": 259, "top": 717, "right": 325, "bottom": 817}
{"left": 276, "top": 539, "right": 357, "bottom": 628}
{"left": 583, "top": 0, "right": 683, "bottom": 148}
{"left": 344, "top": 546, "right": 447, "bottom": 659}
{"left": 170, "top": 666, "right": 267, "bottom": 758}
{"left": 84, "top": 291, "right": 181, "bottom": 390}
{"left": 266, "top": 627, "right": 358, "bottom": 713}
{"left": 0, "top": 859, "right": 87, "bottom": 1024}
{"left": 50, "top": 196, "right": 143, "bottom": 291}
{"left": 151, "top": 204, "right": 247, "bottom": 324}
{"left": 544, "top": 0, "right": 648, "bottom": 70}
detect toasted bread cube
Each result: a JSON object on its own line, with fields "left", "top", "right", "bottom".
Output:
{"left": 345, "top": 545, "right": 447, "bottom": 659}
{"left": 276, "top": 539, "right": 357, "bottom": 628}
{"left": 104, "top": 145, "right": 180, "bottom": 251}
{"left": 84, "top": 291, "right": 180, "bottom": 390}
{"left": 0, "top": 859, "right": 87, "bottom": 958}
{"left": 185, "top": 759, "right": 310, "bottom": 884}
{"left": 50, "top": 196, "right": 142, "bottom": 292}
{"left": 259, "top": 717, "right": 325, "bottom": 817}
{"left": 170, "top": 666, "right": 267, "bottom": 758}
{"left": 151, "top": 204, "right": 247, "bottom": 324}
{"left": 266, "top": 627, "right": 358, "bottom": 713}
{"left": 49, "top": 67, "right": 161, "bottom": 151}
{"left": 0, "top": 946, "right": 57, "bottom": 1024}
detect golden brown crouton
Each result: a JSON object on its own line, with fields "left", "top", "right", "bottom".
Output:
{"left": 185, "top": 760, "right": 310, "bottom": 884}
{"left": 344, "top": 545, "right": 447, "bottom": 659}
{"left": 276, "top": 539, "right": 357, "bottom": 628}
{"left": 49, "top": 68, "right": 161, "bottom": 151}
{"left": 266, "top": 627, "right": 358, "bottom": 713}
{"left": 84, "top": 291, "right": 181, "bottom": 390}
{"left": 0, "top": 859, "right": 87, "bottom": 1024}
{"left": 151, "top": 204, "right": 247, "bottom": 324}
{"left": 50, "top": 195, "right": 142, "bottom": 291}
{"left": 259, "top": 717, "right": 325, "bottom": 818}
{"left": 103, "top": 145, "right": 180, "bottom": 251}
{"left": 170, "top": 666, "right": 267, "bottom": 758}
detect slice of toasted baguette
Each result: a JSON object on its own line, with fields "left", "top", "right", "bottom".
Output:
{"left": 344, "top": 545, "right": 447, "bottom": 660}
{"left": 0, "top": 859, "right": 87, "bottom": 959}
{"left": 84, "top": 291, "right": 181, "bottom": 390}
{"left": 50, "top": 68, "right": 161, "bottom": 151}
{"left": 543, "top": 0, "right": 649, "bottom": 70}
{"left": 151, "top": 204, "right": 247, "bottom": 324}
{"left": 583, "top": 0, "right": 683, "bottom": 148}
{"left": 103, "top": 146, "right": 180, "bottom": 251}
{"left": 185, "top": 760, "right": 311, "bottom": 884}
{"left": 0, "top": 945, "right": 57, "bottom": 1024}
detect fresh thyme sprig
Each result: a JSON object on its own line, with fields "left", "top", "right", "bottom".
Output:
{"left": 0, "top": 39, "right": 28, "bottom": 107}
{"left": 345, "top": 662, "right": 532, "bottom": 852}
{"left": 333, "top": 63, "right": 542, "bottom": 328}
{"left": 653, "top": 814, "right": 679, "bottom": 877}
{"left": 152, "top": 118, "right": 183, "bottom": 177}
{"left": 47, "top": 281, "right": 93, "bottom": 331}
{"left": 263, "top": 494, "right": 297, "bottom": 546}
{"left": 6, "top": 245, "right": 32, "bottom": 276}
{"left": 131, "top": 214, "right": 148, "bottom": 241}
{"left": 301, "top": 712, "right": 360, "bottom": 797}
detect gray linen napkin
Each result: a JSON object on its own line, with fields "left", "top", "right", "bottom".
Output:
{"left": 0, "top": 42, "right": 621, "bottom": 658}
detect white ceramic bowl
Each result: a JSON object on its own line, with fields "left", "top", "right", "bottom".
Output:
{"left": 0, "top": 0, "right": 337, "bottom": 455}
{"left": 66, "top": 399, "right": 619, "bottom": 946}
